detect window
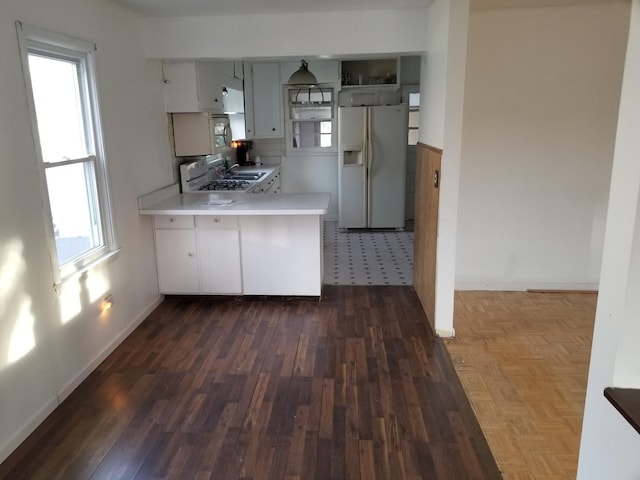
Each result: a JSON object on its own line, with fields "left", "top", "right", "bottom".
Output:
{"left": 286, "top": 86, "right": 336, "bottom": 153}
{"left": 408, "top": 92, "right": 420, "bottom": 145}
{"left": 17, "top": 23, "right": 116, "bottom": 285}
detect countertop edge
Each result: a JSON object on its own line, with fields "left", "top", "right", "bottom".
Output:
{"left": 139, "top": 208, "right": 329, "bottom": 216}
{"left": 138, "top": 192, "right": 331, "bottom": 216}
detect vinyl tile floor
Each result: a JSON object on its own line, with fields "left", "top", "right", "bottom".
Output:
{"left": 322, "top": 220, "right": 414, "bottom": 285}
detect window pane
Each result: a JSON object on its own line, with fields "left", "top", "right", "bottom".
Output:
{"left": 408, "top": 129, "right": 419, "bottom": 146}
{"left": 287, "top": 86, "right": 335, "bottom": 152}
{"left": 320, "top": 134, "right": 332, "bottom": 148}
{"left": 290, "top": 105, "right": 332, "bottom": 120}
{"left": 289, "top": 88, "right": 332, "bottom": 104}
{"left": 291, "top": 121, "right": 332, "bottom": 149}
{"left": 46, "top": 162, "right": 103, "bottom": 265}
{"left": 409, "top": 110, "right": 420, "bottom": 128}
{"left": 28, "top": 54, "right": 89, "bottom": 163}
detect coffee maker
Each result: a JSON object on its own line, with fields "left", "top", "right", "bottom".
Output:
{"left": 232, "top": 140, "right": 254, "bottom": 166}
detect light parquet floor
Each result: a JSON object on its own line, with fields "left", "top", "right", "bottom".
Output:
{"left": 444, "top": 291, "right": 597, "bottom": 480}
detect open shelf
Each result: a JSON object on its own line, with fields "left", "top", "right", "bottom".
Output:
{"left": 341, "top": 59, "right": 398, "bottom": 87}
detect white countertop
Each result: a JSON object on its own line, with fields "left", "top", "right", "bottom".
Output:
{"left": 139, "top": 192, "right": 331, "bottom": 216}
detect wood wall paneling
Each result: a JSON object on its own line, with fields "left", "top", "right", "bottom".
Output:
{"left": 413, "top": 143, "right": 442, "bottom": 331}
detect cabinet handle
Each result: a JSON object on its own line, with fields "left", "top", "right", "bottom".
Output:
{"left": 214, "top": 218, "right": 220, "bottom": 223}
{"left": 188, "top": 252, "right": 194, "bottom": 257}
{"left": 169, "top": 218, "right": 175, "bottom": 222}
{"left": 272, "top": 127, "right": 276, "bottom": 131}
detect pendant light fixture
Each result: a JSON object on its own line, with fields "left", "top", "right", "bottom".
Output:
{"left": 287, "top": 59, "right": 324, "bottom": 103}
{"left": 287, "top": 59, "right": 318, "bottom": 86}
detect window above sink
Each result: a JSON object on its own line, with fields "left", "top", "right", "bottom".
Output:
{"left": 285, "top": 86, "right": 336, "bottom": 155}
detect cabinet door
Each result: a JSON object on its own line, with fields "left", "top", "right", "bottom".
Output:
{"left": 240, "top": 215, "right": 322, "bottom": 296}
{"left": 155, "top": 229, "right": 199, "bottom": 293}
{"left": 197, "top": 217, "right": 242, "bottom": 294}
{"left": 162, "top": 62, "right": 224, "bottom": 113}
{"left": 251, "top": 63, "right": 283, "bottom": 138}
{"left": 173, "top": 113, "right": 214, "bottom": 157}
{"left": 163, "top": 62, "right": 200, "bottom": 112}
{"left": 196, "top": 62, "right": 224, "bottom": 114}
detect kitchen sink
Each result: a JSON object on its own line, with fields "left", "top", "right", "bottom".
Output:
{"left": 227, "top": 171, "right": 266, "bottom": 181}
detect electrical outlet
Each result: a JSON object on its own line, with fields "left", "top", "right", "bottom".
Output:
{"left": 103, "top": 294, "right": 114, "bottom": 312}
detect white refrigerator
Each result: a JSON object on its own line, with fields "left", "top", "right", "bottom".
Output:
{"left": 338, "top": 104, "right": 408, "bottom": 229}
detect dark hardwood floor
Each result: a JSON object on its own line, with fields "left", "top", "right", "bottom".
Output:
{"left": 0, "top": 286, "right": 501, "bottom": 479}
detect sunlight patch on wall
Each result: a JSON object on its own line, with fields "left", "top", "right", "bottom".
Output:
{"left": 7, "top": 299, "right": 36, "bottom": 365}
{"left": 58, "top": 279, "right": 82, "bottom": 325}
{"left": 58, "top": 269, "right": 112, "bottom": 324}
{"left": 0, "top": 239, "right": 37, "bottom": 367}
{"left": 86, "top": 270, "right": 110, "bottom": 304}
{"left": 0, "top": 240, "right": 25, "bottom": 317}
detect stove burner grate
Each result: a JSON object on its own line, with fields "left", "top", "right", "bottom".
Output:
{"left": 199, "top": 180, "right": 252, "bottom": 191}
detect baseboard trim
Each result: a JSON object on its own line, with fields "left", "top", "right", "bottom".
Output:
{"left": 57, "top": 295, "right": 164, "bottom": 402}
{"left": 455, "top": 282, "right": 599, "bottom": 292}
{"left": 0, "top": 294, "right": 164, "bottom": 465}
{"left": 526, "top": 288, "right": 598, "bottom": 294}
{"left": 0, "top": 397, "right": 58, "bottom": 465}
{"left": 436, "top": 327, "right": 455, "bottom": 338}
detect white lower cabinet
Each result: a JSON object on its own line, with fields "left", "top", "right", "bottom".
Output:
{"left": 154, "top": 215, "right": 241, "bottom": 294}
{"left": 240, "top": 215, "right": 322, "bottom": 296}
{"left": 251, "top": 170, "right": 281, "bottom": 194}
{"left": 196, "top": 216, "right": 242, "bottom": 294}
{"left": 153, "top": 213, "right": 322, "bottom": 296}
{"left": 154, "top": 216, "right": 199, "bottom": 293}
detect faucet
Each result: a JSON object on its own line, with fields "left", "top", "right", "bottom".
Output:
{"left": 223, "top": 163, "right": 240, "bottom": 177}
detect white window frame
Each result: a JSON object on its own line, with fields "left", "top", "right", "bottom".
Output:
{"left": 16, "top": 22, "right": 118, "bottom": 288}
{"left": 284, "top": 84, "right": 337, "bottom": 156}
{"left": 403, "top": 85, "right": 421, "bottom": 146}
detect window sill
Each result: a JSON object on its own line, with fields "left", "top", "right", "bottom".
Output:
{"left": 604, "top": 387, "right": 640, "bottom": 435}
{"left": 55, "top": 248, "right": 121, "bottom": 293}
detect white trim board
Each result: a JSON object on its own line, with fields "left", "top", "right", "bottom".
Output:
{"left": 455, "top": 281, "right": 599, "bottom": 291}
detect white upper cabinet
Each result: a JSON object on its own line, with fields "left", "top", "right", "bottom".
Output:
{"left": 163, "top": 61, "right": 245, "bottom": 114}
{"left": 163, "top": 62, "right": 223, "bottom": 113}
{"left": 246, "top": 62, "right": 283, "bottom": 138}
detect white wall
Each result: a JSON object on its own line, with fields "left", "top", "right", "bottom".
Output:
{"left": 578, "top": 1, "right": 640, "bottom": 477}
{"left": 282, "top": 156, "right": 339, "bottom": 221}
{"left": 456, "top": 3, "right": 630, "bottom": 290}
{"left": 417, "top": 0, "right": 469, "bottom": 336}
{"left": 142, "top": 9, "right": 429, "bottom": 59}
{"left": 0, "top": 0, "right": 171, "bottom": 462}
{"left": 420, "top": 2, "right": 448, "bottom": 149}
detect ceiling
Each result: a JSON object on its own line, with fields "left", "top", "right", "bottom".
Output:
{"left": 110, "top": 0, "right": 628, "bottom": 17}
{"left": 109, "top": 0, "right": 432, "bottom": 17}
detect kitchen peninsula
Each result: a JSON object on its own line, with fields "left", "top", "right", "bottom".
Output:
{"left": 139, "top": 191, "right": 330, "bottom": 296}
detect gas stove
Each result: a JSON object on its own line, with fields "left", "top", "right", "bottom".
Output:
{"left": 199, "top": 179, "right": 252, "bottom": 191}
{"left": 180, "top": 155, "right": 253, "bottom": 193}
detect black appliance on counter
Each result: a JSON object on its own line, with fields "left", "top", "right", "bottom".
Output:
{"left": 232, "top": 140, "right": 254, "bottom": 166}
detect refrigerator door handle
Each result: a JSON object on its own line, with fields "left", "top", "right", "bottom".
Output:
{"left": 366, "top": 107, "right": 373, "bottom": 227}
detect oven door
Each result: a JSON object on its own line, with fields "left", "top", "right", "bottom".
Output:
{"left": 209, "top": 116, "right": 232, "bottom": 154}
